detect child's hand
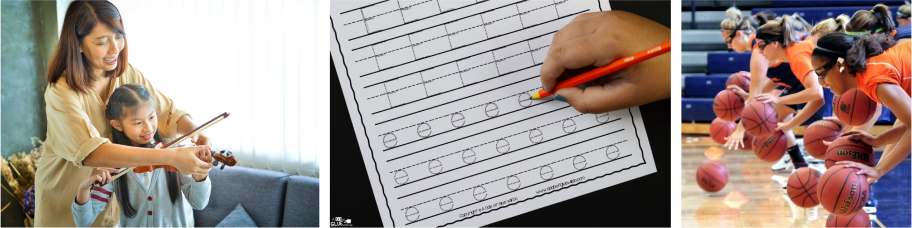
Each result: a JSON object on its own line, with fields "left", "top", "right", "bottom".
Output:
{"left": 169, "top": 146, "right": 214, "bottom": 176}
{"left": 191, "top": 149, "right": 212, "bottom": 182}
{"left": 80, "top": 167, "right": 120, "bottom": 190}
{"left": 539, "top": 11, "right": 670, "bottom": 113}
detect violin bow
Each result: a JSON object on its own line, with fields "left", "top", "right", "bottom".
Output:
{"left": 109, "top": 112, "right": 230, "bottom": 181}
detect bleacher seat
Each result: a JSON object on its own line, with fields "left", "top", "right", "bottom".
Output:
{"left": 752, "top": 6, "right": 901, "bottom": 24}
{"left": 770, "top": 1, "right": 905, "bottom": 7}
{"left": 682, "top": 98, "right": 716, "bottom": 123}
{"left": 683, "top": 75, "right": 729, "bottom": 97}
{"left": 707, "top": 52, "right": 751, "bottom": 74}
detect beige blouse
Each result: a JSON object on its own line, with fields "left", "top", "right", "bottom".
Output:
{"left": 35, "top": 64, "right": 190, "bottom": 227}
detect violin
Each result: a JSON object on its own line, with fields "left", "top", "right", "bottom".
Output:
{"left": 110, "top": 112, "right": 232, "bottom": 181}
{"left": 132, "top": 150, "right": 237, "bottom": 173}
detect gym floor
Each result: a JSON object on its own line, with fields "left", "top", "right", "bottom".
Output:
{"left": 681, "top": 136, "right": 911, "bottom": 227}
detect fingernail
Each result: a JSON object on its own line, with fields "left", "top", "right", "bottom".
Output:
{"left": 554, "top": 95, "right": 567, "bottom": 102}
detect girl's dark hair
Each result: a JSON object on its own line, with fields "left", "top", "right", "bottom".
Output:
{"left": 105, "top": 84, "right": 180, "bottom": 218}
{"left": 847, "top": 4, "right": 896, "bottom": 34}
{"left": 47, "top": 0, "right": 129, "bottom": 94}
{"left": 813, "top": 33, "right": 896, "bottom": 74}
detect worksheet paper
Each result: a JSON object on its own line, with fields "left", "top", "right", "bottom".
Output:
{"left": 330, "top": 0, "right": 656, "bottom": 226}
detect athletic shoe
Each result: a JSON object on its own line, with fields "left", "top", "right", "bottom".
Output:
{"left": 771, "top": 155, "right": 792, "bottom": 172}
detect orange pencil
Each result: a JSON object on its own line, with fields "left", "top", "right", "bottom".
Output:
{"left": 531, "top": 40, "right": 671, "bottom": 99}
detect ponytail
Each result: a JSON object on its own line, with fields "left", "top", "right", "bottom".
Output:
{"left": 812, "top": 15, "right": 850, "bottom": 36}
{"left": 847, "top": 33, "right": 896, "bottom": 74}
{"left": 758, "top": 15, "right": 798, "bottom": 47}
{"left": 847, "top": 4, "right": 896, "bottom": 35}
{"left": 899, "top": 1, "right": 910, "bottom": 19}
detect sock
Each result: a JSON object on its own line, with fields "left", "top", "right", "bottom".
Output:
{"left": 787, "top": 146, "right": 808, "bottom": 168}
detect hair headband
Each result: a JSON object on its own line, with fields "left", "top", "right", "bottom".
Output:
{"left": 898, "top": 11, "right": 909, "bottom": 18}
{"left": 813, "top": 45, "right": 846, "bottom": 58}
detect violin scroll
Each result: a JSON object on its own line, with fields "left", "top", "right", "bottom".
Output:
{"left": 212, "top": 150, "right": 237, "bottom": 170}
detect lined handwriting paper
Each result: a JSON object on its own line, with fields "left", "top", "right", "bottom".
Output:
{"left": 330, "top": 0, "right": 656, "bottom": 226}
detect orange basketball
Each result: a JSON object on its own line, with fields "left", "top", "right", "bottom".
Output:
{"left": 753, "top": 131, "right": 787, "bottom": 162}
{"left": 818, "top": 165, "right": 869, "bottom": 216}
{"left": 696, "top": 160, "right": 728, "bottom": 192}
{"left": 834, "top": 88, "right": 877, "bottom": 126}
{"left": 710, "top": 118, "right": 736, "bottom": 145}
{"left": 786, "top": 167, "right": 821, "bottom": 208}
{"left": 826, "top": 212, "right": 871, "bottom": 228}
{"left": 713, "top": 90, "right": 745, "bottom": 121}
{"left": 741, "top": 101, "right": 777, "bottom": 136}
{"left": 804, "top": 119, "right": 843, "bottom": 159}
{"left": 726, "top": 71, "right": 750, "bottom": 93}
{"left": 824, "top": 136, "right": 875, "bottom": 169}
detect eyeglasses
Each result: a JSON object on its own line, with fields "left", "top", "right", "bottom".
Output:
{"left": 757, "top": 40, "right": 769, "bottom": 51}
{"left": 723, "top": 29, "right": 741, "bottom": 45}
{"left": 815, "top": 60, "right": 836, "bottom": 80}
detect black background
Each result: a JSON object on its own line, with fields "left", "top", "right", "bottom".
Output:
{"left": 330, "top": 1, "right": 671, "bottom": 226}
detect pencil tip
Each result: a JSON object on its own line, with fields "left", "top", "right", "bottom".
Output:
{"left": 531, "top": 93, "right": 540, "bottom": 99}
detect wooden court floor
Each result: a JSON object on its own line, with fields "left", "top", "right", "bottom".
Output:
{"left": 681, "top": 135, "right": 910, "bottom": 227}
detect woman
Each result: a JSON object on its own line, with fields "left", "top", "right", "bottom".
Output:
{"left": 720, "top": 7, "right": 812, "bottom": 171}
{"left": 36, "top": 1, "right": 214, "bottom": 226}
{"left": 812, "top": 33, "right": 910, "bottom": 184}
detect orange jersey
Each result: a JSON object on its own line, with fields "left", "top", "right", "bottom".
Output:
{"left": 855, "top": 40, "right": 911, "bottom": 104}
{"left": 785, "top": 39, "right": 816, "bottom": 87}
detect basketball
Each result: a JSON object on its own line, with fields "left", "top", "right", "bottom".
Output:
{"left": 739, "top": 133, "right": 753, "bottom": 151}
{"left": 752, "top": 130, "right": 787, "bottom": 162}
{"left": 786, "top": 167, "right": 820, "bottom": 208}
{"left": 710, "top": 118, "right": 736, "bottom": 145}
{"left": 825, "top": 136, "right": 875, "bottom": 169}
{"left": 834, "top": 88, "right": 877, "bottom": 126}
{"left": 726, "top": 71, "right": 750, "bottom": 93}
{"left": 741, "top": 101, "right": 777, "bottom": 136}
{"left": 713, "top": 90, "right": 745, "bottom": 121}
{"left": 696, "top": 160, "right": 728, "bottom": 192}
{"left": 818, "top": 165, "right": 869, "bottom": 216}
{"left": 804, "top": 119, "right": 843, "bottom": 159}
{"left": 826, "top": 212, "right": 872, "bottom": 228}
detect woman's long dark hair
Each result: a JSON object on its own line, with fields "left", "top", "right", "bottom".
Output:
{"left": 812, "top": 33, "right": 896, "bottom": 75}
{"left": 105, "top": 84, "right": 181, "bottom": 218}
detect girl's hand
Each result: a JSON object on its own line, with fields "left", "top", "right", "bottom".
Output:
{"left": 723, "top": 128, "right": 747, "bottom": 150}
{"left": 754, "top": 93, "right": 780, "bottom": 104}
{"left": 79, "top": 167, "right": 120, "bottom": 190}
{"left": 191, "top": 150, "right": 212, "bottom": 182}
{"left": 727, "top": 85, "right": 749, "bottom": 99}
{"left": 840, "top": 130, "right": 881, "bottom": 147}
{"left": 169, "top": 145, "right": 214, "bottom": 176}
{"left": 775, "top": 120, "right": 799, "bottom": 132}
{"left": 835, "top": 161, "right": 883, "bottom": 183}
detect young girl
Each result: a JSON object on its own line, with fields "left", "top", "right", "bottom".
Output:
{"left": 722, "top": 12, "right": 842, "bottom": 172}
{"left": 72, "top": 84, "right": 212, "bottom": 227}
{"left": 812, "top": 33, "right": 910, "bottom": 184}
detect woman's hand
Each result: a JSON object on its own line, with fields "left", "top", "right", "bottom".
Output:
{"left": 191, "top": 134, "right": 211, "bottom": 147}
{"left": 727, "top": 85, "right": 749, "bottom": 99}
{"left": 539, "top": 11, "right": 670, "bottom": 113}
{"left": 835, "top": 161, "right": 883, "bottom": 183}
{"left": 723, "top": 127, "right": 747, "bottom": 150}
{"left": 775, "top": 119, "right": 799, "bottom": 132}
{"left": 754, "top": 93, "right": 781, "bottom": 104}
{"left": 840, "top": 130, "right": 882, "bottom": 147}
{"left": 169, "top": 145, "right": 214, "bottom": 176}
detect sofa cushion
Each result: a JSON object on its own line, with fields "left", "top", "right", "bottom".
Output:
{"left": 216, "top": 204, "right": 257, "bottom": 227}
{"left": 282, "top": 175, "right": 319, "bottom": 227}
{"left": 194, "top": 166, "right": 290, "bottom": 227}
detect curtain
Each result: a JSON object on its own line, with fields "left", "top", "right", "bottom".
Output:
{"left": 100, "top": 0, "right": 319, "bottom": 177}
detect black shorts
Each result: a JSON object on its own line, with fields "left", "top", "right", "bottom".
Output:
{"left": 777, "top": 85, "right": 805, "bottom": 112}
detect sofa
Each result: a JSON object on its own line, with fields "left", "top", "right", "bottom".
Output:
{"left": 193, "top": 165, "right": 319, "bottom": 227}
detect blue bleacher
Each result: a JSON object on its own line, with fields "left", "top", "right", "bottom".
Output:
{"left": 707, "top": 52, "right": 751, "bottom": 74}
{"left": 684, "top": 75, "right": 729, "bottom": 97}
{"left": 752, "top": 6, "right": 901, "bottom": 24}
{"left": 770, "top": 1, "right": 906, "bottom": 7}
{"left": 682, "top": 98, "right": 716, "bottom": 122}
